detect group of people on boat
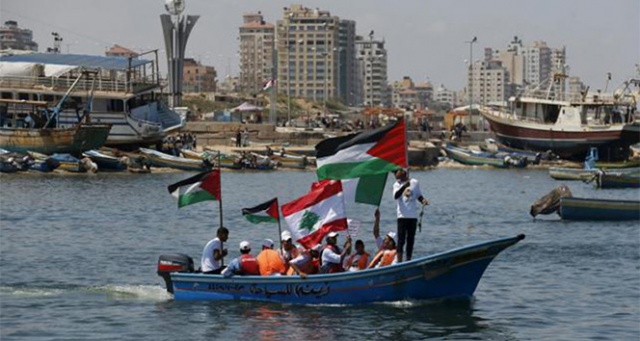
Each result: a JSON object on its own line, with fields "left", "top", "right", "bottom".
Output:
{"left": 200, "top": 168, "right": 428, "bottom": 278}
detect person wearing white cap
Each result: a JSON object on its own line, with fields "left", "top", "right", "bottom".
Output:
{"left": 256, "top": 238, "right": 286, "bottom": 276}
{"left": 222, "top": 241, "right": 260, "bottom": 277}
{"left": 368, "top": 230, "right": 398, "bottom": 268}
{"left": 277, "top": 230, "right": 300, "bottom": 272}
{"left": 392, "top": 168, "right": 429, "bottom": 262}
{"left": 319, "top": 232, "right": 352, "bottom": 274}
{"left": 289, "top": 244, "right": 322, "bottom": 279}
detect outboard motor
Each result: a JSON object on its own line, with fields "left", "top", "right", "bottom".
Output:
{"left": 157, "top": 253, "right": 194, "bottom": 294}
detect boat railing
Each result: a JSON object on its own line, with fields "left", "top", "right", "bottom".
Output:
{"left": 0, "top": 75, "right": 157, "bottom": 94}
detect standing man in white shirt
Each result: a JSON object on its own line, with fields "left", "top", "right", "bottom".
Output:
{"left": 392, "top": 168, "right": 428, "bottom": 262}
{"left": 201, "top": 227, "right": 229, "bottom": 274}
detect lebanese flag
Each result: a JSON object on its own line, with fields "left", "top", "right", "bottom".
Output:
{"left": 281, "top": 180, "right": 348, "bottom": 248}
{"left": 315, "top": 118, "right": 407, "bottom": 180}
{"left": 167, "top": 170, "right": 221, "bottom": 208}
{"left": 262, "top": 79, "right": 275, "bottom": 91}
{"left": 242, "top": 198, "right": 280, "bottom": 224}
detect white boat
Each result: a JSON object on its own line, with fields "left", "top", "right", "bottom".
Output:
{"left": 0, "top": 51, "right": 183, "bottom": 148}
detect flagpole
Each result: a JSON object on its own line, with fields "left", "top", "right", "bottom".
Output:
{"left": 217, "top": 151, "right": 224, "bottom": 267}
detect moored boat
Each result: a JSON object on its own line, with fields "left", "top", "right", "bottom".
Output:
{"left": 139, "top": 148, "right": 209, "bottom": 171}
{"left": 549, "top": 166, "right": 640, "bottom": 181}
{"left": 82, "top": 149, "right": 128, "bottom": 171}
{"left": 157, "top": 234, "right": 525, "bottom": 303}
{"left": 479, "top": 78, "right": 639, "bottom": 161}
{"left": 0, "top": 52, "right": 183, "bottom": 149}
{"left": 558, "top": 197, "right": 640, "bottom": 221}
{"left": 594, "top": 171, "right": 640, "bottom": 189}
{"left": 442, "top": 143, "right": 507, "bottom": 168}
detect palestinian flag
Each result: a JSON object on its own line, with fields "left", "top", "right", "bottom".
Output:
{"left": 315, "top": 118, "right": 407, "bottom": 180}
{"left": 282, "top": 180, "right": 347, "bottom": 248}
{"left": 341, "top": 173, "right": 388, "bottom": 207}
{"left": 242, "top": 198, "right": 280, "bottom": 224}
{"left": 262, "top": 79, "right": 275, "bottom": 91}
{"left": 167, "top": 170, "right": 221, "bottom": 208}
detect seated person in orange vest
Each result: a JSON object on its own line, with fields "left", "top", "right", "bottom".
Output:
{"left": 278, "top": 231, "right": 300, "bottom": 272}
{"left": 222, "top": 241, "right": 261, "bottom": 277}
{"left": 319, "top": 232, "right": 352, "bottom": 274}
{"left": 256, "top": 238, "right": 286, "bottom": 276}
{"left": 368, "top": 232, "right": 398, "bottom": 268}
{"left": 288, "top": 244, "right": 322, "bottom": 278}
{"left": 344, "top": 239, "right": 370, "bottom": 272}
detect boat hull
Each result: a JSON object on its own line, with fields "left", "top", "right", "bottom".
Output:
{"left": 139, "top": 148, "right": 208, "bottom": 171}
{"left": 596, "top": 172, "right": 640, "bottom": 189}
{"left": 559, "top": 197, "right": 640, "bottom": 220}
{"left": 443, "top": 144, "right": 506, "bottom": 168}
{"left": 0, "top": 124, "right": 111, "bottom": 155}
{"left": 168, "top": 235, "right": 524, "bottom": 304}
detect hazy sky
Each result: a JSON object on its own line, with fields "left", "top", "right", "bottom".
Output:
{"left": 1, "top": 0, "right": 638, "bottom": 91}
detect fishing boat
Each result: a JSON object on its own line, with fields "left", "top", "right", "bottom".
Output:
{"left": 0, "top": 51, "right": 183, "bottom": 148}
{"left": 531, "top": 186, "right": 640, "bottom": 220}
{"left": 270, "top": 154, "right": 307, "bottom": 169}
{"left": 442, "top": 143, "right": 507, "bottom": 168}
{"left": 139, "top": 148, "right": 209, "bottom": 171}
{"left": 479, "top": 77, "right": 639, "bottom": 161}
{"left": 82, "top": 149, "right": 127, "bottom": 171}
{"left": 157, "top": 234, "right": 525, "bottom": 303}
{"left": 594, "top": 171, "right": 640, "bottom": 189}
{"left": 558, "top": 197, "right": 640, "bottom": 221}
{"left": 0, "top": 99, "right": 111, "bottom": 155}
{"left": 549, "top": 166, "right": 639, "bottom": 181}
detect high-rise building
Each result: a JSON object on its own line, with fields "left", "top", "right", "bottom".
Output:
{"left": 182, "top": 58, "right": 217, "bottom": 93}
{"left": 470, "top": 60, "right": 509, "bottom": 104}
{"left": 0, "top": 20, "right": 38, "bottom": 51}
{"left": 338, "top": 20, "right": 357, "bottom": 105}
{"left": 356, "top": 33, "right": 388, "bottom": 106}
{"left": 276, "top": 5, "right": 340, "bottom": 105}
{"left": 239, "top": 12, "right": 275, "bottom": 94}
{"left": 568, "top": 76, "right": 586, "bottom": 102}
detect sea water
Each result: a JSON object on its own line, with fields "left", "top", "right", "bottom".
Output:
{"left": 1, "top": 169, "right": 638, "bottom": 340}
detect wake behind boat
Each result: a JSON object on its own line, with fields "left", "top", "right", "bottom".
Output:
{"left": 157, "top": 234, "right": 525, "bottom": 304}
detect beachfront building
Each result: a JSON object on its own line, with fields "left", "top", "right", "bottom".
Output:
{"left": 434, "top": 84, "right": 456, "bottom": 110}
{"left": 105, "top": 44, "right": 139, "bottom": 59}
{"left": 391, "top": 76, "right": 431, "bottom": 110}
{"left": 0, "top": 20, "right": 38, "bottom": 51}
{"left": 356, "top": 33, "right": 389, "bottom": 106}
{"left": 337, "top": 20, "right": 358, "bottom": 105}
{"left": 568, "top": 76, "right": 586, "bottom": 102}
{"left": 182, "top": 58, "right": 217, "bottom": 93}
{"left": 276, "top": 5, "right": 340, "bottom": 105}
{"left": 238, "top": 12, "right": 275, "bottom": 94}
{"left": 469, "top": 60, "right": 509, "bottom": 104}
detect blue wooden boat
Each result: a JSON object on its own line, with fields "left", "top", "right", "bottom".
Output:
{"left": 559, "top": 197, "right": 640, "bottom": 221}
{"left": 595, "top": 171, "right": 640, "bottom": 189}
{"left": 139, "top": 148, "right": 210, "bottom": 171}
{"left": 157, "top": 234, "right": 525, "bottom": 304}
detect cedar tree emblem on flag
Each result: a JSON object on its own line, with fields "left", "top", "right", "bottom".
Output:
{"left": 281, "top": 180, "right": 347, "bottom": 248}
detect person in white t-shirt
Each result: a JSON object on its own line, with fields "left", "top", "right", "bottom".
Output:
{"left": 392, "top": 168, "right": 428, "bottom": 262}
{"left": 201, "top": 227, "right": 229, "bottom": 274}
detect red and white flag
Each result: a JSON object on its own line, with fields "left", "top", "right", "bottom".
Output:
{"left": 281, "top": 180, "right": 348, "bottom": 248}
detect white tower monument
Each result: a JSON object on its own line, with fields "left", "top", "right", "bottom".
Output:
{"left": 160, "top": 0, "right": 199, "bottom": 107}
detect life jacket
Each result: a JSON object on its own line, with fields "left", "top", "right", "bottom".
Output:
{"left": 286, "top": 254, "right": 319, "bottom": 276}
{"left": 239, "top": 254, "right": 260, "bottom": 275}
{"left": 320, "top": 244, "right": 344, "bottom": 273}
{"left": 279, "top": 247, "right": 300, "bottom": 271}
{"left": 346, "top": 252, "right": 370, "bottom": 270}
{"left": 379, "top": 250, "right": 397, "bottom": 267}
{"left": 256, "top": 249, "right": 286, "bottom": 276}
